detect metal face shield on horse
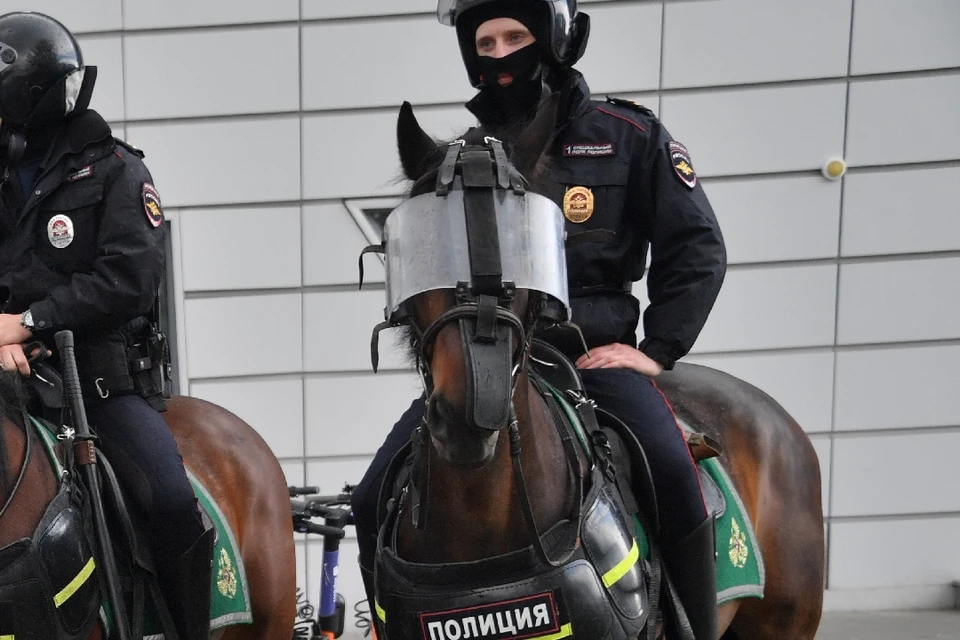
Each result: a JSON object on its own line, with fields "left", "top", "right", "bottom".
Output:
{"left": 366, "top": 139, "right": 569, "bottom": 434}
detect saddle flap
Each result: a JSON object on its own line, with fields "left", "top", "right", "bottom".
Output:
{"left": 530, "top": 339, "right": 584, "bottom": 394}
{"left": 697, "top": 466, "right": 726, "bottom": 519}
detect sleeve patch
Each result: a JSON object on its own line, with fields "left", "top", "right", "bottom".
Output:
{"left": 667, "top": 141, "right": 697, "bottom": 189}
{"left": 142, "top": 183, "right": 164, "bottom": 227}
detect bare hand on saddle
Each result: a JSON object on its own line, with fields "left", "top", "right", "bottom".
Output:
{"left": 0, "top": 313, "right": 32, "bottom": 349}
{"left": 0, "top": 341, "right": 50, "bottom": 376}
{"left": 575, "top": 342, "right": 665, "bottom": 377}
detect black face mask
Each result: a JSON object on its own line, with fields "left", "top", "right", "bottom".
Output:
{"left": 476, "top": 43, "right": 544, "bottom": 120}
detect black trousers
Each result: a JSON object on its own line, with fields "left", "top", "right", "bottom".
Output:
{"left": 352, "top": 368, "right": 707, "bottom": 573}
{"left": 87, "top": 395, "right": 205, "bottom": 561}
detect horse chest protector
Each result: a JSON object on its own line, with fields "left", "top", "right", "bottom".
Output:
{"left": 375, "top": 475, "right": 648, "bottom": 640}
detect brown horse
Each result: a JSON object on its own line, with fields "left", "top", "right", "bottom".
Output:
{"left": 373, "top": 101, "right": 824, "bottom": 640}
{"left": 0, "top": 371, "right": 296, "bottom": 639}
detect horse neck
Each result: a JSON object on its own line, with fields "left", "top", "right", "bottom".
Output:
{"left": 0, "top": 415, "right": 57, "bottom": 545}
{"left": 408, "top": 370, "right": 577, "bottom": 562}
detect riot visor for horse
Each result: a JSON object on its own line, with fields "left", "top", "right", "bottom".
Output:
{"left": 382, "top": 188, "right": 569, "bottom": 323}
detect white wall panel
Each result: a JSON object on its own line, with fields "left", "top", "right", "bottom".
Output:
{"left": 702, "top": 175, "right": 841, "bottom": 264}
{"left": 661, "top": 83, "right": 847, "bottom": 177}
{"left": 302, "top": 0, "right": 434, "bottom": 19}
{"left": 847, "top": 74, "right": 960, "bottom": 167}
{"left": 851, "top": 0, "right": 960, "bottom": 75}
{"left": 692, "top": 265, "right": 837, "bottom": 353}
{"left": 685, "top": 351, "right": 835, "bottom": 434}
{"left": 809, "top": 435, "right": 831, "bottom": 516}
{"left": 180, "top": 206, "right": 301, "bottom": 291}
{"left": 302, "top": 106, "right": 475, "bottom": 200}
{"left": 77, "top": 36, "right": 124, "bottom": 122}
{"left": 834, "top": 345, "right": 960, "bottom": 432}
{"left": 304, "top": 204, "right": 386, "bottom": 286}
{"left": 184, "top": 293, "right": 302, "bottom": 378}
{"left": 125, "top": 27, "right": 299, "bottom": 119}
{"left": 616, "top": 94, "right": 660, "bottom": 117}
{"left": 304, "top": 373, "right": 421, "bottom": 457}
{"left": 573, "top": 3, "right": 661, "bottom": 94}
{"left": 303, "top": 17, "right": 471, "bottom": 111}
{"left": 663, "top": 0, "right": 850, "bottom": 88}
{"left": 832, "top": 430, "right": 960, "bottom": 517}
{"left": 837, "top": 257, "right": 960, "bottom": 345}
{"left": 306, "top": 459, "right": 372, "bottom": 498}
{"left": 127, "top": 117, "right": 300, "bottom": 207}
{"left": 190, "top": 376, "right": 305, "bottom": 458}
{"left": 303, "top": 291, "right": 410, "bottom": 373}
{"left": 829, "top": 516, "right": 960, "bottom": 589}
{"left": 15, "top": 0, "right": 122, "bottom": 33}
{"left": 841, "top": 166, "right": 960, "bottom": 257}
{"left": 281, "top": 460, "right": 305, "bottom": 487}
{"left": 124, "top": 0, "right": 298, "bottom": 29}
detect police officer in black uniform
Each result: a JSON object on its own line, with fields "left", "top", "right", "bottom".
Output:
{"left": 0, "top": 12, "right": 213, "bottom": 640}
{"left": 353, "top": 1, "right": 726, "bottom": 638}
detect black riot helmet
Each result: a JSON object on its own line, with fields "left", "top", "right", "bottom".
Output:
{"left": 438, "top": 0, "right": 590, "bottom": 88}
{"left": 0, "top": 11, "right": 93, "bottom": 126}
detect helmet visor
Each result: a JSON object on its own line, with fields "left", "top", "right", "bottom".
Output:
{"left": 438, "top": 0, "right": 566, "bottom": 26}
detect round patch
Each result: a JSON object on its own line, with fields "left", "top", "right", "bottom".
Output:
{"left": 142, "top": 183, "right": 164, "bottom": 228}
{"left": 563, "top": 186, "right": 594, "bottom": 224}
{"left": 47, "top": 214, "right": 75, "bottom": 249}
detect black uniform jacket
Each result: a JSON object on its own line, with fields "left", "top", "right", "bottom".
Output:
{"left": 467, "top": 72, "right": 726, "bottom": 369}
{"left": 0, "top": 109, "right": 165, "bottom": 340}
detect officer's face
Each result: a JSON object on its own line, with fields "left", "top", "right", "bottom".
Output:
{"left": 475, "top": 18, "right": 536, "bottom": 85}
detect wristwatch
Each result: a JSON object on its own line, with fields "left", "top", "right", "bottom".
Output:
{"left": 20, "top": 309, "right": 34, "bottom": 332}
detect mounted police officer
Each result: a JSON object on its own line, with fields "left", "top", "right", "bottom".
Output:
{"left": 0, "top": 12, "right": 213, "bottom": 640}
{"left": 353, "top": 1, "right": 726, "bottom": 638}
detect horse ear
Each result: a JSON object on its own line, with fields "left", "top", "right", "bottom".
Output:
{"left": 397, "top": 101, "right": 438, "bottom": 181}
{"left": 511, "top": 93, "right": 560, "bottom": 180}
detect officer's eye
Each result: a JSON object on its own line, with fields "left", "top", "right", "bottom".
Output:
{"left": 477, "top": 38, "right": 495, "bottom": 51}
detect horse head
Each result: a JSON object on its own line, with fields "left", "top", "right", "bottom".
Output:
{"left": 384, "top": 98, "right": 564, "bottom": 471}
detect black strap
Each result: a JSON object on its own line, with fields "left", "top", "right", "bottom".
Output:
{"left": 461, "top": 149, "right": 502, "bottom": 295}
{"left": 435, "top": 141, "right": 463, "bottom": 196}
{"left": 358, "top": 243, "right": 384, "bottom": 290}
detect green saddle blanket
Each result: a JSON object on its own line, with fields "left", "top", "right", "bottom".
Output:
{"left": 30, "top": 416, "right": 253, "bottom": 638}
{"left": 542, "top": 387, "right": 765, "bottom": 604}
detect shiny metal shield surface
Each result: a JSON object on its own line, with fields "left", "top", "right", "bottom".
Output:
{"left": 383, "top": 189, "right": 569, "bottom": 319}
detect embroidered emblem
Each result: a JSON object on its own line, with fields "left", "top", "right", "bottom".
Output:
{"left": 66, "top": 165, "right": 93, "bottom": 182}
{"left": 667, "top": 140, "right": 697, "bottom": 189}
{"left": 216, "top": 547, "right": 238, "bottom": 598}
{"left": 563, "top": 143, "right": 615, "bottom": 157}
{"left": 563, "top": 186, "right": 594, "bottom": 224}
{"left": 142, "top": 182, "right": 163, "bottom": 228}
{"left": 729, "top": 518, "right": 749, "bottom": 569}
{"left": 47, "top": 214, "right": 75, "bottom": 249}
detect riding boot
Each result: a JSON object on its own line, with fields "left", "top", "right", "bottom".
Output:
{"left": 661, "top": 516, "right": 718, "bottom": 640}
{"left": 159, "top": 523, "right": 216, "bottom": 640}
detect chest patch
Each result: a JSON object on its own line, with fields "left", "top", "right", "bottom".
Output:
{"left": 47, "top": 214, "right": 75, "bottom": 249}
{"left": 142, "top": 182, "right": 164, "bottom": 228}
{"left": 65, "top": 165, "right": 94, "bottom": 182}
{"left": 418, "top": 591, "right": 563, "bottom": 640}
{"left": 667, "top": 140, "right": 697, "bottom": 189}
{"left": 563, "top": 186, "right": 594, "bottom": 224}
{"left": 563, "top": 142, "right": 615, "bottom": 157}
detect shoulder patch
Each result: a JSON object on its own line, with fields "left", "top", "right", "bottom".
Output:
{"left": 142, "top": 183, "right": 164, "bottom": 227}
{"left": 667, "top": 141, "right": 697, "bottom": 189}
{"left": 606, "top": 96, "right": 655, "bottom": 117}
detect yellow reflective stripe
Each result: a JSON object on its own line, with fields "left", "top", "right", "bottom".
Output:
{"left": 602, "top": 539, "right": 639, "bottom": 588}
{"left": 531, "top": 623, "right": 573, "bottom": 639}
{"left": 375, "top": 599, "right": 386, "bottom": 622}
{"left": 0, "top": 635, "right": 15, "bottom": 639}
{"left": 54, "top": 557, "right": 96, "bottom": 607}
